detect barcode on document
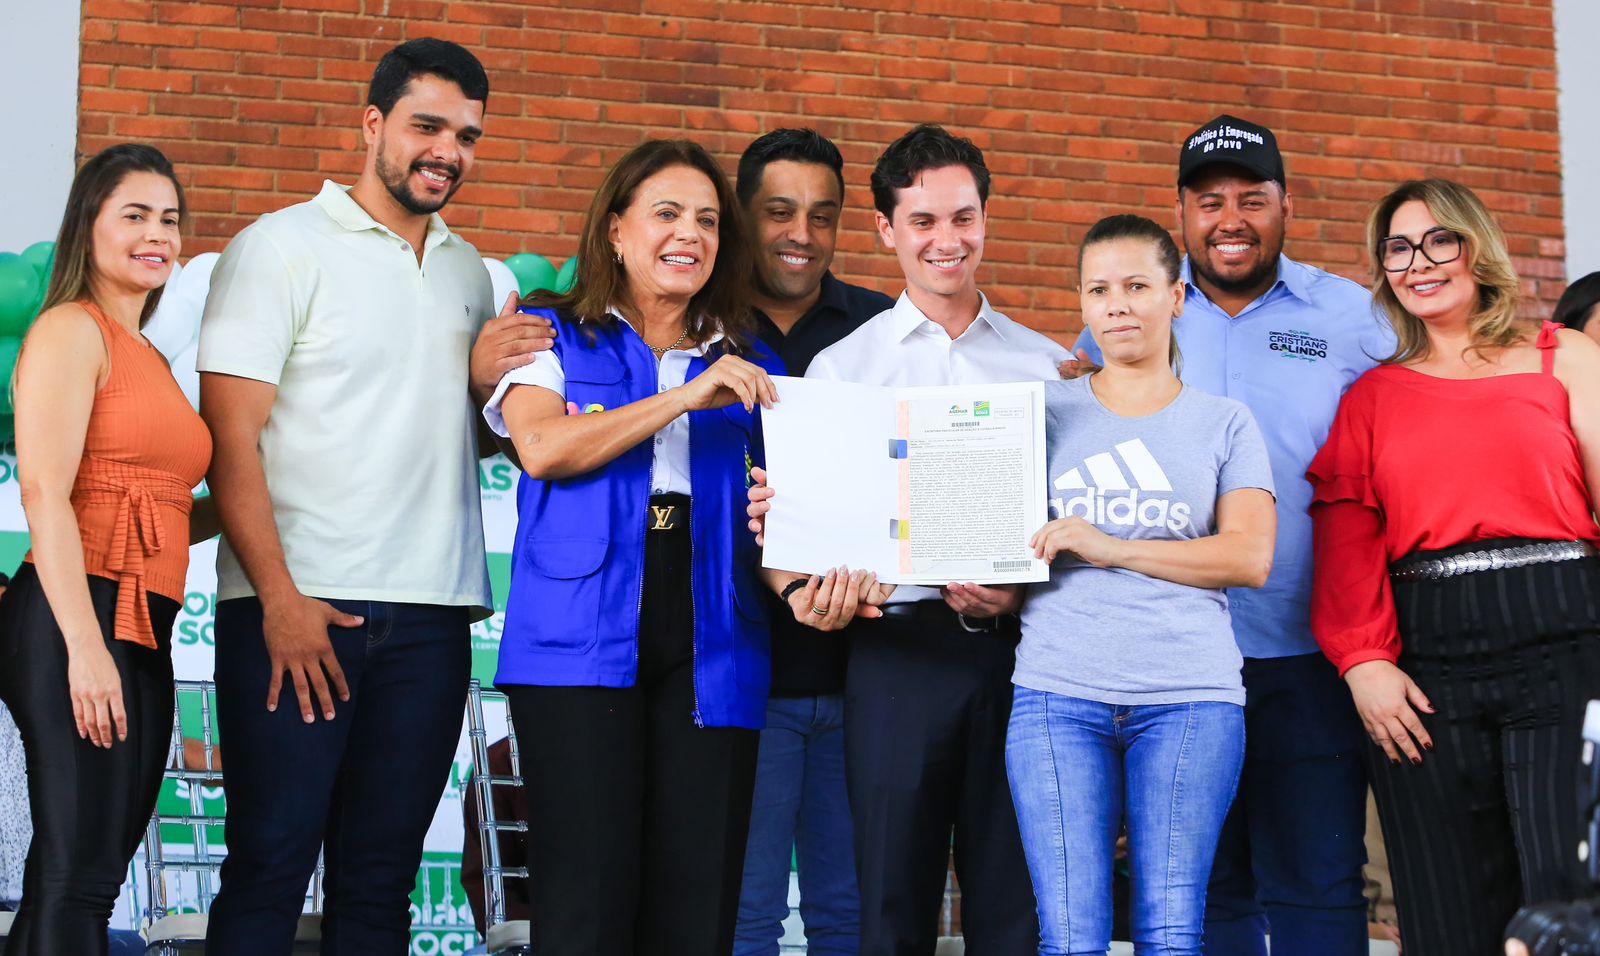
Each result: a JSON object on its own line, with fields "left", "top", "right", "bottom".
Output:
{"left": 992, "top": 560, "right": 1033, "bottom": 572}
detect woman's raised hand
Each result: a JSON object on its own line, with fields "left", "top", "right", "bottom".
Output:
{"left": 677, "top": 354, "right": 778, "bottom": 413}
{"left": 1029, "top": 516, "right": 1123, "bottom": 567}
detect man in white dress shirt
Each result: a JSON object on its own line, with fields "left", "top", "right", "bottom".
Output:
{"left": 763, "top": 124, "right": 1067, "bottom": 956}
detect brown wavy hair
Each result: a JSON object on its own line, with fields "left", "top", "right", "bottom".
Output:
{"left": 527, "top": 138, "right": 753, "bottom": 350}
{"left": 1367, "top": 178, "right": 1524, "bottom": 365}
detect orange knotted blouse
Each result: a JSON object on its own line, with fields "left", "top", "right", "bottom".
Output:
{"left": 23, "top": 300, "right": 212, "bottom": 648}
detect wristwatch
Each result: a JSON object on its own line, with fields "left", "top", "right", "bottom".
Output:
{"left": 779, "top": 577, "right": 809, "bottom": 603}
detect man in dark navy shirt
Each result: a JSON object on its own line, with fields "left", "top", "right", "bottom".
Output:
{"left": 733, "top": 128, "right": 891, "bottom": 956}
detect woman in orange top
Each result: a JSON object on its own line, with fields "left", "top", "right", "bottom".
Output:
{"left": 0, "top": 144, "right": 213, "bottom": 954}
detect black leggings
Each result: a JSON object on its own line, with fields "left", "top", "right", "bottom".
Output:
{"left": 0, "top": 563, "right": 177, "bottom": 956}
{"left": 1368, "top": 543, "right": 1600, "bottom": 956}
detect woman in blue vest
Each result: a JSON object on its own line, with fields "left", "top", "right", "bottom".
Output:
{"left": 480, "top": 138, "right": 799, "bottom": 955}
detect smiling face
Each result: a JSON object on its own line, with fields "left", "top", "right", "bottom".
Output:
{"left": 876, "top": 164, "right": 986, "bottom": 307}
{"left": 1079, "top": 237, "right": 1184, "bottom": 369}
{"left": 90, "top": 170, "right": 182, "bottom": 296}
{"left": 367, "top": 73, "right": 483, "bottom": 215}
{"left": 1177, "top": 166, "right": 1290, "bottom": 301}
{"left": 609, "top": 164, "right": 722, "bottom": 308}
{"left": 747, "top": 159, "right": 841, "bottom": 303}
{"left": 1383, "top": 199, "right": 1478, "bottom": 328}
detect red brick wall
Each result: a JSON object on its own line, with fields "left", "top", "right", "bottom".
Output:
{"left": 76, "top": 0, "right": 1565, "bottom": 340}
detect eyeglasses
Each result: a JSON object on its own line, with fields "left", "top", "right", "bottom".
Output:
{"left": 1378, "top": 227, "right": 1463, "bottom": 273}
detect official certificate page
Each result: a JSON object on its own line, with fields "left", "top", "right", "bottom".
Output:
{"left": 761, "top": 376, "right": 1048, "bottom": 585}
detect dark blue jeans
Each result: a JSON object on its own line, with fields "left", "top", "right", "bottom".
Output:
{"left": 734, "top": 694, "right": 859, "bottom": 956}
{"left": 1203, "top": 652, "right": 1369, "bottom": 956}
{"left": 205, "top": 598, "right": 470, "bottom": 956}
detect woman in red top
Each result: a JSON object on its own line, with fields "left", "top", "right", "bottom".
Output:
{"left": 1308, "top": 178, "right": 1600, "bottom": 956}
{"left": 0, "top": 145, "right": 213, "bottom": 954}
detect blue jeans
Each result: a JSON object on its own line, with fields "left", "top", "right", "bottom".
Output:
{"left": 734, "top": 694, "right": 859, "bottom": 956}
{"left": 205, "top": 598, "right": 470, "bottom": 956}
{"left": 1203, "top": 653, "right": 1369, "bottom": 956}
{"left": 1007, "top": 687, "right": 1245, "bottom": 956}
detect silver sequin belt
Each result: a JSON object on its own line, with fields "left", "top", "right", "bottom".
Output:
{"left": 1389, "top": 540, "right": 1599, "bottom": 581}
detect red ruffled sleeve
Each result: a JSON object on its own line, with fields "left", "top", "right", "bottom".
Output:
{"left": 1305, "top": 378, "right": 1402, "bottom": 675}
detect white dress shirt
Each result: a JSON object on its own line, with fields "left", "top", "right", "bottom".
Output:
{"left": 807, "top": 291, "right": 1071, "bottom": 601}
{"left": 483, "top": 310, "right": 718, "bottom": 495}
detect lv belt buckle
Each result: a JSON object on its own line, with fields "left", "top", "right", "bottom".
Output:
{"left": 649, "top": 504, "right": 679, "bottom": 532}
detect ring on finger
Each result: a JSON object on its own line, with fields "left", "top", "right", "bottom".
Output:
{"left": 811, "top": 604, "right": 829, "bottom": 616}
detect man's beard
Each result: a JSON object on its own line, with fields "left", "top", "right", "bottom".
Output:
{"left": 375, "top": 147, "right": 460, "bottom": 215}
{"left": 1187, "top": 235, "right": 1282, "bottom": 295}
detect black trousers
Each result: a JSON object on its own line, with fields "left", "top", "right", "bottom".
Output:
{"left": 502, "top": 500, "right": 759, "bottom": 956}
{"left": 0, "top": 563, "right": 177, "bottom": 956}
{"left": 845, "top": 603, "right": 1038, "bottom": 956}
{"left": 1370, "top": 544, "right": 1600, "bottom": 956}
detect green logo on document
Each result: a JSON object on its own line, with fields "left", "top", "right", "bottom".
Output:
{"left": 973, "top": 400, "right": 990, "bottom": 417}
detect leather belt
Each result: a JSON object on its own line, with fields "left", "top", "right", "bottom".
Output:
{"left": 1389, "top": 540, "right": 1598, "bottom": 581}
{"left": 879, "top": 599, "right": 1019, "bottom": 636}
{"left": 647, "top": 494, "right": 690, "bottom": 533}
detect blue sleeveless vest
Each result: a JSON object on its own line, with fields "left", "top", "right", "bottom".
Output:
{"left": 495, "top": 310, "right": 783, "bottom": 730}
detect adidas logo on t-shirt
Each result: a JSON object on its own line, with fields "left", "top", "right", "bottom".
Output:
{"left": 1050, "top": 438, "right": 1193, "bottom": 533}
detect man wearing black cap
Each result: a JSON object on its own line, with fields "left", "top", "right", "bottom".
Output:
{"left": 1070, "top": 114, "right": 1394, "bottom": 956}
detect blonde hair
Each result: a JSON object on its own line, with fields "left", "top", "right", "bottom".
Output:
{"left": 1366, "top": 178, "right": 1523, "bottom": 365}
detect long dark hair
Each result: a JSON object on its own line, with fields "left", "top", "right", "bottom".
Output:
{"left": 530, "top": 138, "right": 754, "bottom": 349}
{"left": 1554, "top": 271, "right": 1600, "bottom": 333}
{"left": 39, "top": 143, "right": 187, "bottom": 328}
{"left": 1077, "top": 214, "right": 1184, "bottom": 375}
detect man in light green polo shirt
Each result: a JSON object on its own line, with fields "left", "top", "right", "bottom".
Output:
{"left": 196, "top": 39, "right": 540, "bottom": 954}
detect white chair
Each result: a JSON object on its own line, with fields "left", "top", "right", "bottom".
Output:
{"left": 465, "top": 679, "right": 531, "bottom": 955}
{"left": 139, "top": 679, "right": 322, "bottom": 953}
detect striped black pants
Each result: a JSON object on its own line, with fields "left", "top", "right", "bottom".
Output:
{"left": 1369, "top": 542, "right": 1600, "bottom": 956}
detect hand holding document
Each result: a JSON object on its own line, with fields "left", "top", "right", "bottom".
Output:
{"left": 761, "top": 376, "right": 1049, "bottom": 585}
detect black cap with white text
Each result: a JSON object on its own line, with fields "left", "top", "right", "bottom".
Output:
{"left": 1177, "top": 114, "right": 1285, "bottom": 190}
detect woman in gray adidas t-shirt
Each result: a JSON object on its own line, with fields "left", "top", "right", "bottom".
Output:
{"left": 1006, "top": 215, "right": 1277, "bottom": 955}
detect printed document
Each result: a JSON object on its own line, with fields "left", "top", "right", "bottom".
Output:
{"left": 761, "top": 376, "right": 1049, "bottom": 585}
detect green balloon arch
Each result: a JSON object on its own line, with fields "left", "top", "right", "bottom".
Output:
{"left": 0, "top": 241, "right": 52, "bottom": 442}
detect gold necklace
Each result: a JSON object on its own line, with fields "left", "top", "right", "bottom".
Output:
{"left": 647, "top": 326, "right": 689, "bottom": 359}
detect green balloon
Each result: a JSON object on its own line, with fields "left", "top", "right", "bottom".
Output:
{"left": 22, "top": 242, "right": 54, "bottom": 318}
{"left": 0, "top": 337, "right": 21, "bottom": 417}
{"left": 0, "top": 254, "right": 42, "bottom": 338}
{"left": 505, "top": 253, "right": 558, "bottom": 296}
{"left": 20, "top": 241, "right": 54, "bottom": 278}
{"left": 555, "top": 255, "right": 579, "bottom": 294}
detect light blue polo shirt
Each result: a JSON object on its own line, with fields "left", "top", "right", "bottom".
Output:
{"left": 1075, "top": 254, "right": 1393, "bottom": 659}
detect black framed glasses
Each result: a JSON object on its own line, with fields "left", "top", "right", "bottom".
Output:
{"left": 1378, "top": 227, "right": 1463, "bottom": 273}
